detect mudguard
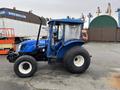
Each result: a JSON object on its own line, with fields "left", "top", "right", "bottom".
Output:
{"left": 56, "top": 39, "right": 85, "bottom": 62}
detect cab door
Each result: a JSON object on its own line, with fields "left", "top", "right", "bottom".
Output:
{"left": 51, "top": 24, "right": 64, "bottom": 54}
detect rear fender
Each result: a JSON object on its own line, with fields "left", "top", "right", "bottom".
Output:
{"left": 56, "top": 40, "right": 84, "bottom": 62}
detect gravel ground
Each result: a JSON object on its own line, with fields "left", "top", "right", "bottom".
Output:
{"left": 0, "top": 42, "right": 120, "bottom": 90}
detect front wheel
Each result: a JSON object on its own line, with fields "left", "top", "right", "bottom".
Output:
{"left": 14, "top": 55, "right": 37, "bottom": 78}
{"left": 64, "top": 46, "right": 91, "bottom": 74}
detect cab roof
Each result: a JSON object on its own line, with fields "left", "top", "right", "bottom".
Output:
{"left": 48, "top": 18, "right": 84, "bottom": 24}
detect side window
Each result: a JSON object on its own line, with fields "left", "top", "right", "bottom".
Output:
{"left": 65, "top": 24, "right": 81, "bottom": 41}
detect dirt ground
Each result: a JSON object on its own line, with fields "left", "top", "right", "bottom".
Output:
{"left": 0, "top": 42, "right": 120, "bottom": 90}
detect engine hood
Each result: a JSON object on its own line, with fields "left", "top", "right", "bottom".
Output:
{"left": 18, "top": 39, "right": 48, "bottom": 52}
{"left": 22, "top": 39, "right": 47, "bottom": 46}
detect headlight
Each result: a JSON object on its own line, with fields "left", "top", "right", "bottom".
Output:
{"left": 42, "top": 48, "right": 45, "bottom": 52}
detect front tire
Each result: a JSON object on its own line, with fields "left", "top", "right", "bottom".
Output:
{"left": 64, "top": 46, "right": 91, "bottom": 74}
{"left": 14, "top": 55, "right": 37, "bottom": 78}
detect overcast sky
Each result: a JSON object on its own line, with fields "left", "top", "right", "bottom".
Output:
{"left": 0, "top": 0, "right": 120, "bottom": 27}
{"left": 0, "top": 0, "right": 119, "bottom": 18}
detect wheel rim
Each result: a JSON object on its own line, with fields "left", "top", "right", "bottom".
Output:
{"left": 18, "top": 61, "right": 32, "bottom": 74}
{"left": 73, "top": 55, "right": 85, "bottom": 67}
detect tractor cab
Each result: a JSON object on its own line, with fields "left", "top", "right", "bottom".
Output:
{"left": 49, "top": 19, "right": 83, "bottom": 43}
{"left": 47, "top": 19, "right": 84, "bottom": 58}
{"left": 7, "top": 18, "right": 91, "bottom": 78}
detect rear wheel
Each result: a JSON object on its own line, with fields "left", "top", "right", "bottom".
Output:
{"left": 64, "top": 46, "right": 90, "bottom": 74}
{"left": 14, "top": 55, "right": 37, "bottom": 78}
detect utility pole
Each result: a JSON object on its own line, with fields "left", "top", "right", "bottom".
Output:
{"left": 87, "top": 13, "right": 93, "bottom": 27}
{"left": 96, "top": 7, "right": 101, "bottom": 16}
{"left": 106, "top": 3, "right": 112, "bottom": 16}
{"left": 81, "top": 13, "right": 85, "bottom": 22}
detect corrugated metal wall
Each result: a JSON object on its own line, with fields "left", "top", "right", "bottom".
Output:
{"left": 88, "top": 28, "right": 120, "bottom": 42}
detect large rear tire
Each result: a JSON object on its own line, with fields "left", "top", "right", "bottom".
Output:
{"left": 64, "top": 46, "right": 90, "bottom": 74}
{"left": 14, "top": 55, "right": 37, "bottom": 78}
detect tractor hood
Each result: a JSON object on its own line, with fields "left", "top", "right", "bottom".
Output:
{"left": 17, "top": 39, "right": 48, "bottom": 53}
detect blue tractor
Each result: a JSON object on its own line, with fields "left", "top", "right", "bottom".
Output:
{"left": 7, "top": 18, "right": 91, "bottom": 78}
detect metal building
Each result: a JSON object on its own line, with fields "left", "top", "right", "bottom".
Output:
{"left": 88, "top": 15, "right": 118, "bottom": 42}
{"left": 116, "top": 8, "right": 120, "bottom": 27}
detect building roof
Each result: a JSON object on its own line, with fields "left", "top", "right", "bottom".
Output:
{"left": 0, "top": 8, "right": 46, "bottom": 25}
{"left": 89, "top": 15, "right": 117, "bottom": 29}
{"left": 48, "top": 18, "right": 84, "bottom": 24}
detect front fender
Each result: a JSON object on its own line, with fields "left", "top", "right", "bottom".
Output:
{"left": 19, "top": 45, "right": 36, "bottom": 53}
{"left": 56, "top": 39, "right": 84, "bottom": 62}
